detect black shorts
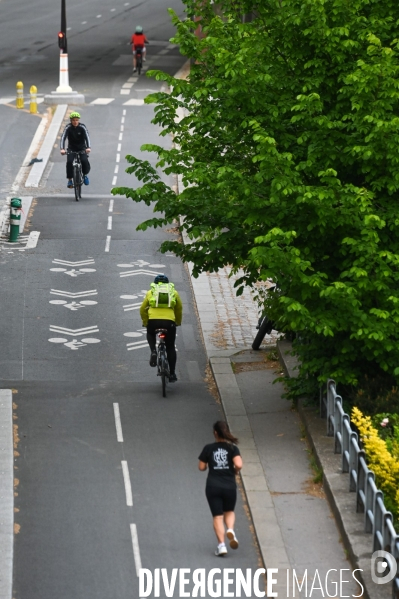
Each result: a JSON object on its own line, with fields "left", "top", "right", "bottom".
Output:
{"left": 205, "top": 486, "right": 237, "bottom": 517}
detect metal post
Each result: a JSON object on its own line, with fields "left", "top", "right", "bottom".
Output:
{"left": 29, "top": 85, "right": 38, "bottom": 114}
{"left": 16, "top": 81, "right": 24, "bottom": 109}
{"left": 61, "top": 0, "right": 67, "bottom": 53}
{"left": 56, "top": 0, "right": 72, "bottom": 93}
{"left": 327, "top": 379, "right": 335, "bottom": 436}
{"left": 9, "top": 198, "right": 22, "bottom": 242}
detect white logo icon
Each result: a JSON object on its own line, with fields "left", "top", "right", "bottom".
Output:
{"left": 48, "top": 325, "right": 101, "bottom": 350}
{"left": 213, "top": 448, "right": 229, "bottom": 469}
{"left": 50, "top": 268, "right": 96, "bottom": 277}
{"left": 371, "top": 550, "right": 398, "bottom": 584}
{"left": 49, "top": 300, "right": 98, "bottom": 311}
{"left": 48, "top": 337, "right": 101, "bottom": 351}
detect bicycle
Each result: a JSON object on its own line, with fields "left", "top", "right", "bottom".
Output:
{"left": 68, "top": 150, "right": 85, "bottom": 202}
{"left": 136, "top": 46, "right": 143, "bottom": 75}
{"left": 252, "top": 283, "right": 276, "bottom": 350}
{"left": 155, "top": 328, "right": 170, "bottom": 397}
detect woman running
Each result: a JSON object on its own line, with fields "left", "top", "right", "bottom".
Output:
{"left": 198, "top": 421, "right": 243, "bottom": 556}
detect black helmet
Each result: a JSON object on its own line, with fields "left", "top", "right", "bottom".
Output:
{"left": 154, "top": 274, "right": 169, "bottom": 284}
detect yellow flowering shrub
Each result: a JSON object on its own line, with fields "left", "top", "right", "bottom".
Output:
{"left": 351, "top": 407, "right": 399, "bottom": 520}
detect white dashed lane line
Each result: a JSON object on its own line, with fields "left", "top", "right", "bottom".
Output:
{"left": 112, "top": 404, "right": 143, "bottom": 573}
{"left": 113, "top": 403, "right": 123, "bottom": 441}
{"left": 130, "top": 524, "right": 142, "bottom": 576}
{"left": 108, "top": 110, "right": 125, "bottom": 248}
{"left": 121, "top": 461, "right": 133, "bottom": 506}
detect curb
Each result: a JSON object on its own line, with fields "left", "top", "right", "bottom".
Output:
{"left": 209, "top": 356, "right": 290, "bottom": 593}
{"left": 277, "top": 341, "right": 389, "bottom": 599}
{"left": 175, "top": 61, "right": 290, "bottom": 583}
{"left": 25, "top": 104, "right": 68, "bottom": 188}
{"left": 0, "top": 390, "right": 13, "bottom": 599}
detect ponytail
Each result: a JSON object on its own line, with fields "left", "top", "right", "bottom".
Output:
{"left": 213, "top": 420, "right": 238, "bottom": 445}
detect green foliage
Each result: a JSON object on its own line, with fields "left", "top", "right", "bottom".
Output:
{"left": 114, "top": 0, "right": 399, "bottom": 392}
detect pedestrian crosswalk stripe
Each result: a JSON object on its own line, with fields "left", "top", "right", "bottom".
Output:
{"left": 90, "top": 98, "right": 115, "bottom": 105}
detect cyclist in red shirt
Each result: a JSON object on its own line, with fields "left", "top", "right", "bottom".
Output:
{"left": 131, "top": 26, "right": 149, "bottom": 72}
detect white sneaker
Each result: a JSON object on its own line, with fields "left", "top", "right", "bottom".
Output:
{"left": 215, "top": 544, "right": 228, "bottom": 557}
{"left": 226, "top": 529, "right": 239, "bottom": 549}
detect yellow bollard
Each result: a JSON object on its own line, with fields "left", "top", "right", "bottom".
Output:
{"left": 29, "top": 85, "right": 38, "bottom": 114}
{"left": 16, "top": 81, "right": 24, "bottom": 109}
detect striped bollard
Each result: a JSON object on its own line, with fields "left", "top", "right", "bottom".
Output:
{"left": 16, "top": 81, "right": 24, "bottom": 109}
{"left": 30, "top": 85, "right": 38, "bottom": 114}
{"left": 9, "top": 198, "right": 22, "bottom": 242}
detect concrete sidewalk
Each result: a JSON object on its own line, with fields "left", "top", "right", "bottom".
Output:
{"left": 209, "top": 351, "right": 359, "bottom": 598}
{"left": 185, "top": 260, "right": 387, "bottom": 598}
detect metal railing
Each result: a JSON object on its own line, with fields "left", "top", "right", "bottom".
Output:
{"left": 321, "top": 379, "right": 399, "bottom": 596}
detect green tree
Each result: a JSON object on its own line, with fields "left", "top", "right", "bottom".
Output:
{"left": 114, "top": 0, "right": 399, "bottom": 395}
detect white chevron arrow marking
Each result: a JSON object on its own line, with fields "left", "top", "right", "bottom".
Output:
{"left": 127, "top": 340, "right": 149, "bottom": 351}
{"left": 120, "top": 269, "right": 162, "bottom": 278}
{"left": 52, "top": 258, "right": 95, "bottom": 267}
{"left": 123, "top": 302, "right": 142, "bottom": 312}
{"left": 49, "top": 324, "right": 99, "bottom": 337}
{"left": 50, "top": 289, "right": 98, "bottom": 298}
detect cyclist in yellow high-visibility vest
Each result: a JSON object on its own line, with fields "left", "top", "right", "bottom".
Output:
{"left": 140, "top": 274, "right": 183, "bottom": 382}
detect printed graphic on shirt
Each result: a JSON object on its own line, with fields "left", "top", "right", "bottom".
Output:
{"left": 213, "top": 448, "right": 229, "bottom": 470}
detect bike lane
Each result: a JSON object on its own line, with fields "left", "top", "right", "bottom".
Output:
{"left": 3, "top": 97, "right": 262, "bottom": 598}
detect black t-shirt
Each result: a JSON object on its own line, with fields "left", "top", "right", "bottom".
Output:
{"left": 198, "top": 441, "right": 240, "bottom": 489}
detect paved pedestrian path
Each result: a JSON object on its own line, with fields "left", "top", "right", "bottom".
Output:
{"left": 206, "top": 267, "right": 280, "bottom": 350}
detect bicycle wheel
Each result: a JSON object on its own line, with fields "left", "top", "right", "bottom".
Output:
{"left": 137, "top": 56, "right": 142, "bottom": 75}
{"left": 160, "top": 354, "right": 167, "bottom": 397}
{"left": 73, "top": 165, "right": 81, "bottom": 202}
{"left": 252, "top": 316, "right": 274, "bottom": 350}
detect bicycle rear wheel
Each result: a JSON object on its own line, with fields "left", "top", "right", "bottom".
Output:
{"left": 159, "top": 353, "right": 167, "bottom": 397}
{"left": 137, "top": 56, "right": 142, "bottom": 75}
{"left": 73, "top": 166, "right": 81, "bottom": 202}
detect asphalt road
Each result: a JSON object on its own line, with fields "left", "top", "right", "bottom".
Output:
{"left": 0, "top": 1, "right": 261, "bottom": 597}
{"left": 0, "top": 0, "right": 185, "bottom": 97}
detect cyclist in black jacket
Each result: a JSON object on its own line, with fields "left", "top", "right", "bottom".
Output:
{"left": 60, "top": 112, "right": 91, "bottom": 188}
